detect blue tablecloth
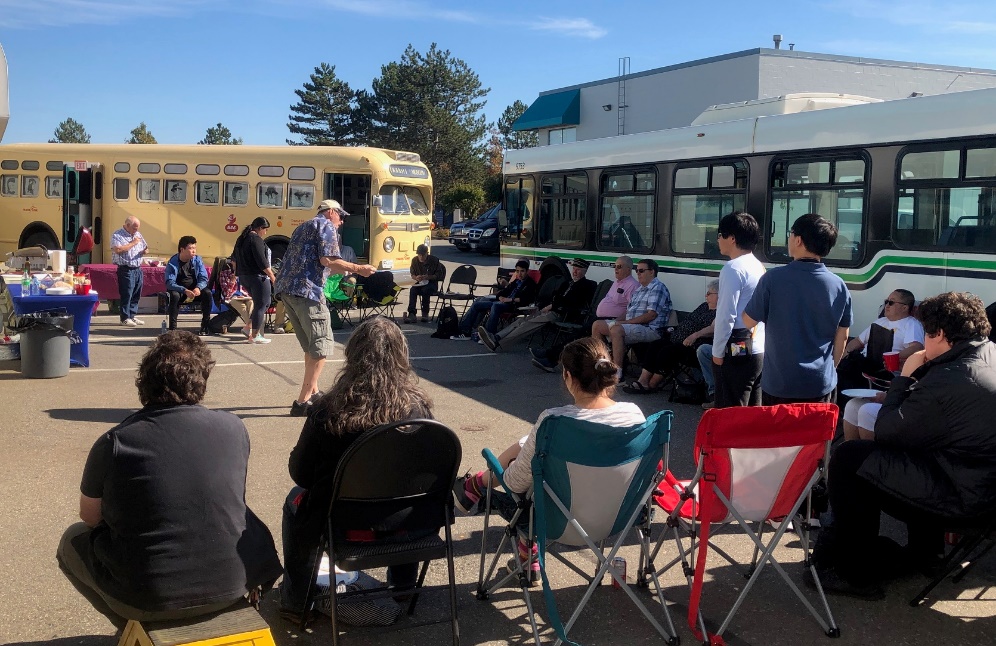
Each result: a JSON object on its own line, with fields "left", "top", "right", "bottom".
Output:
{"left": 9, "top": 285, "right": 99, "bottom": 368}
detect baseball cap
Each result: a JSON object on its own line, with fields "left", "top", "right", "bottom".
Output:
{"left": 570, "top": 258, "right": 590, "bottom": 269}
{"left": 416, "top": 244, "right": 429, "bottom": 255}
{"left": 318, "top": 199, "right": 350, "bottom": 217}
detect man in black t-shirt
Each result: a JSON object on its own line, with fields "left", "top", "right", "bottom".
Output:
{"left": 57, "top": 332, "right": 282, "bottom": 628}
{"left": 164, "top": 235, "right": 214, "bottom": 335}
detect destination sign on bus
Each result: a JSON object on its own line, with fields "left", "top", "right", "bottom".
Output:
{"left": 389, "top": 164, "right": 429, "bottom": 179}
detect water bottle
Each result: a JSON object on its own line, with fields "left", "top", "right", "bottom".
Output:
{"left": 21, "top": 268, "right": 30, "bottom": 295}
{"left": 29, "top": 275, "right": 40, "bottom": 296}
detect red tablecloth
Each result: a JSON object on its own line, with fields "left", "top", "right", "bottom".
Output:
{"left": 81, "top": 264, "right": 168, "bottom": 299}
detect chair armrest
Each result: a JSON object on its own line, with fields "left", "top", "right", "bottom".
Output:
{"left": 482, "top": 448, "right": 511, "bottom": 492}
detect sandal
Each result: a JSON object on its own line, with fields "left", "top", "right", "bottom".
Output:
{"left": 622, "top": 381, "right": 661, "bottom": 394}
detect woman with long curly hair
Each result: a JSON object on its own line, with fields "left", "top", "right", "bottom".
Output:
{"left": 278, "top": 316, "right": 432, "bottom": 620}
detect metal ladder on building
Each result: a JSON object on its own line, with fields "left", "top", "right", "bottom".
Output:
{"left": 618, "top": 56, "right": 630, "bottom": 136}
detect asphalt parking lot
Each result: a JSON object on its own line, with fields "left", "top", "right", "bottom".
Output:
{"left": 2, "top": 242, "right": 994, "bottom": 646}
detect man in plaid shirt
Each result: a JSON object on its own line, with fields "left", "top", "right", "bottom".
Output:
{"left": 592, "top": 258, "right": 672, "bottom": 381}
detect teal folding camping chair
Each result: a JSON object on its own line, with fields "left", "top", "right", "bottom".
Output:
{"left": 475, "top": 411, "right": 679, "bottom": 646}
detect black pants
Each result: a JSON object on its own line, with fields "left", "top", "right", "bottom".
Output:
{"left": 407, "top": 281, "right": 438, "bottom": 317}
{"left": 820, "top": 440, "right": 944, "bottom": 586}
{"left": 167, "top": 288, "right": 213, "bottom": 329}
{"left": 713, "top": 353, "right": 763, "bottom": 408}
{"left": 240, "top": 273, "right": 271, "bottom": 332}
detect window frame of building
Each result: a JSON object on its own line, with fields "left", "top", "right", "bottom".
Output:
{"left": 548, "top": 127, "right": 577, "bottom": 146}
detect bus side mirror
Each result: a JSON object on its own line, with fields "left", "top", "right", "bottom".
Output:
{"left": 371, "top": 195, "right": 383, "bottom": 207}
{"left": 498, "top": 209, "right": 508, "bottom": 227}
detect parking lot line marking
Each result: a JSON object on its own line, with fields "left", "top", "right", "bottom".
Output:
{"left": 78, "top": 353, "right": 496, "bottom": 372}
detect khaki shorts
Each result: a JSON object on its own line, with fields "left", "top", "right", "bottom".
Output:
{"left": 281, "top": 294, "right": 334, "bottom": 359}
{"left": 618, "top": 323, "right": 661, "bottom": 344}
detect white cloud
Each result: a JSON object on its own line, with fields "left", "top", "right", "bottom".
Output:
{"left": 828, "top": 0, "right": 996, "bottom": 35}
{"left": 529, "top": 17, "right": 607, "bottom": 40}
{"left": 0, "top": 0, "right": 208, "bottom": 28}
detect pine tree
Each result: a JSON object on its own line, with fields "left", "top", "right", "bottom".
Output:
{"left": 498, "top": 100, "right": 539, "bottom": 150}
{"left": 199, "top": 123, "right": 243, "bottom": 145}
{"left": 49, "top": 118, "right": 91, "bottom": 143}
{"left": 286, "top": 63, "right": 357, "bottom": 146}
{"left": 359, "top": 43, "right": 489, "bottom": 197}
{"left": 126, "top": 122, "right": 157, "bottom": 144}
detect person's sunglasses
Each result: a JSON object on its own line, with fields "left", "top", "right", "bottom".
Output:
{"left": 883, "top": 299, "right": 908, "bottom": 307}
{"left": 636, "top": 268, "right": 653, "bottom": 274}
{"left": 706, "top": 291, "right": 718, "bottom": 296}
{"left": 613, "top": 264, "right": 626, "bottom": 269}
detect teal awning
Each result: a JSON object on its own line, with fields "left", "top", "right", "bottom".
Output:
{"left": 513, "top": 89, "right": 580, "bottom": 131}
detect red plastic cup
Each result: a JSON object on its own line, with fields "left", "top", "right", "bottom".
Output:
{"left": 882, "top": 351, "right": 900, "bottom": 372}
{"left": 80, "top": 283, "right": 92, "bottom": 295}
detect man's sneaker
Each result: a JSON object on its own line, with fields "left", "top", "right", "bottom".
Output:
{"left": 160, "top": 321, "right": 168, "bottom": 335}
{"left": 471, "top": 332, "right": 480, "bottom": 343}
{"left": 478, "top": 326, "right": 500, "bottom": 352}
{"left": 247, "top": 336, "right": 271, "bottom": 344}
{"left": 450, "top": 333, "right": 472, "bottom": 341}
{"left": 272, "top": 326, "right": 286, "bottom": 334}
{"left": 132, "top": 317, "right": 146, "bottom": 326}
{"left": 530, "top": 348, "right": 557, "bottom": 373}
{"left": 452, "top": 474, "right": 482, "bottom": 514}
{"left": 701, "top": 398, "right": 716, "bottom": 410}
{"left": 403, "top": 312, "right": 414, "bottom": 323}
{"left": 308, "top": 390, "right": 325, "bottom": 404}
{"left": 420, "top": 316, "right": 429, "bottom": 323}
{"left": 121, "top": 318, "right": 138, "bottom": 327}
{"left": 290, "top": 400, "right": 312, "bottom": 417}
{"left": 803, "top": 566, "right": 884, "bottom": 600}
{"left": 198, "top": 326, "right": 211, "bottom": 337}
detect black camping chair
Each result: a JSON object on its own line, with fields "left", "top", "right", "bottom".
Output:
{"left": 910, "top": 513, "right": 996, "bottom": 607}
{"left": 300, "top": 419, "right": 462, "bottom": 645}
{"left": 544, "top": 278, "right": 613, "bottom": 350}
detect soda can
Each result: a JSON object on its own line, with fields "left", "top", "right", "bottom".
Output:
{"left": 610, "top": 556, "right": 627, "bottom": 588}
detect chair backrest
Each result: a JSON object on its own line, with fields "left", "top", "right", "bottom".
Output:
{"left": 448, "top": 264, "right": 477, "bottom": 290}
{"left": 532, "top": 410, "right": 672, "bottom": 546}
{"left": 866, "top": 323, "right": 895, "bottom": 367}
{"left": 534, "top": 274, "right": 567, "bottom": 309}
{"left": 693, "top": 404, "right": 837, "bottom": 523}
{"left": 328, "top": 419, "right": 462, "bottom": 538}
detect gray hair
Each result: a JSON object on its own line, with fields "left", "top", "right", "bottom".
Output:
{"left": 616, "top": 256, "right": 634, "bottom": 270}
{"left": 707, "top": 279, "right": 720, "bottom": 293}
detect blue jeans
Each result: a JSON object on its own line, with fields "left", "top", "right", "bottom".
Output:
{"left": 116, "top": 265, "right": 143, "bottom": 322}
{"left": 459, "top": 298, "right": 514, "bottom": 335}
{"left": 696, "top": 343, "right": 715, "bottom": 396}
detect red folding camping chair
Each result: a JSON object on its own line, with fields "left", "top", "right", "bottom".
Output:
{"left": 640, "top": 404, "right": 840, "bottom": 645}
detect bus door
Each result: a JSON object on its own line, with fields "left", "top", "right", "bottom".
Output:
{"left": 325, "top": 172, "right": 371, "bottom": 260}
{"left": 62, "top": 163, "right": 103, "bottom": 264}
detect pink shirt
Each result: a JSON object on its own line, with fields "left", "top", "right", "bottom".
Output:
{"left": 596, "top": 275, "right": 639, "bottom": 319}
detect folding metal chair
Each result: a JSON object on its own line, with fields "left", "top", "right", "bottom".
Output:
{"left": 476, "top": 411, "right": 679, "bottom": 646}
{"left": 643, "top": 404, "right": 839, "bottom": 646}
{"left": 432, "top": 264, "right": 478, "bottom": 318}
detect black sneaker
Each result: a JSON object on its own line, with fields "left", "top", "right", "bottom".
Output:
{"left": 452, "top": 473, "right": 481, "bottom": 515}
{"left": 420, "top": 316, "right": 429, "bottom": 323}
{"left": 478, "top": 326, "right": 499, "bottom": 352}
{"left": 290, "top": 400, "right": 312, "bottom": 417}
{"left": 308, "top": 390, "right": 325, "bottom": 404}
{"left": 531, "top": 353, "right": 557, "bottom": 373}
{"left": 198, "top": 326, "right": 211, "bottom": 336}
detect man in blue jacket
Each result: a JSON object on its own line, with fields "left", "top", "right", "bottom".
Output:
{"left": 165, "top": 236, "right": 213, "bottom": 335}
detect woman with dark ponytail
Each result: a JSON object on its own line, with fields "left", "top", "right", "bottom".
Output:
{"left": 451, "top": 337, "right": 645, "bottom": 581}
{"left": 232, "top": 217, "right": 275, "bottom": 344}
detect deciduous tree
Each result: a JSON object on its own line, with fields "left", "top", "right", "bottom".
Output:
{"left": 286, "top": 63, "right": 357, "bottom": 146}
{"left": 359, "top": 43, "right": 489, "bottom": 198}
{"left": 199, "top": 123, "right": 243, "bottom": 145}
{"left": 439, "top": 183, "right": 485, "bottom": 218}
{"left": 126, "top": 122, "right": 157, "bottom": 144}
{"left": 49, "top": 118, "right": 90, "bottom": 144}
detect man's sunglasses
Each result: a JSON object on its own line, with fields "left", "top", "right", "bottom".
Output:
{"left": 884, "top": 299, "right": 909, "bottom": 307}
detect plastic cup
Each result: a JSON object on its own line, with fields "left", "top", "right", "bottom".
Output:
{"left": 80, "top": 283, "right": 91, "bottom": 295}
{"left": 882, "top": 351, "right": 900, "bottom": 372}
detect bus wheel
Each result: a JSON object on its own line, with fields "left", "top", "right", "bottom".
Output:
{"left": 22, "top": 230, "right": 58, "bottom": 251}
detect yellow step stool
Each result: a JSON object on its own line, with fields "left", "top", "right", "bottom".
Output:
{"left": 117, "top": 602, "right": 275, "bottom": 646}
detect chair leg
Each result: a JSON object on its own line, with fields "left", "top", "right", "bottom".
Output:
{"left": 444, "top": 508, "right": 461, "bottom": 645}
{"left": 300, "top": 541, "right": 326, "bottom": 631}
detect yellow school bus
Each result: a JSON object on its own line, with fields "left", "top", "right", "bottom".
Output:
{"left": 0, "top": 143, "right": 433, "bottom": 282}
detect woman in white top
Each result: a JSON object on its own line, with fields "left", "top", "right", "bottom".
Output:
{"left": 841, "top": 289, "right": 925, "bottom": 441}
{"left": 451, "top": 337, "right": 645, "bottom": 579}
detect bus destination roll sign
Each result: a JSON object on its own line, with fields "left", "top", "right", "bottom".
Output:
{"left": 389, "top": 164, "right": 429, "bottom": 179}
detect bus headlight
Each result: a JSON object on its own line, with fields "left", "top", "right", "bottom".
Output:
{"left": 482, "top": 227, "right": 497, "bottom": 237}
{"left": 424, "top": 235, "right": 430, "bottom": 247}
{"left": 383, "top": 236, "right": 396, "bottom": 253}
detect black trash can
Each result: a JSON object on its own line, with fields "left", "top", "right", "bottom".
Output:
{"left": 8, "top": 310, "right": 74, "bottom": 379}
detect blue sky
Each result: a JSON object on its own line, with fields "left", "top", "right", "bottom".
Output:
{"left": 2, "top": 0, "right": 996, "bottom": 146}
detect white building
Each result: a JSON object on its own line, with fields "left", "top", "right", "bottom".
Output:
{"left": 514, "top": 46, "right": 996, "bottom": 146}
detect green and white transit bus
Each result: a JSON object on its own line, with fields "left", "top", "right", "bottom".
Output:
{"left": 500, "top": 88, "right": 996, "bottom": 331}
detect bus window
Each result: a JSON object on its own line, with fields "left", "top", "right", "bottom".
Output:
{"left": 378, "top": 185, "right": 429, "bottom": 215}
{"left": 288, "top": 184, "right": 315, "bottom": 209}
{"left": 195, "top": 181, "right": 220, "bottom": 205}
{"left": 225, "top": 182, "right": 248, "bottom": 206}
{"left": 769, "top": 158, "right": 866, "bottom": 264}
{"left": 259, "top": 165, "right": 284, "bottom": 177}
{"left": 598, "top": 169, "right": 654, "bottom": 253}
{"left": 1, "top": 174, "right": 17, "bottom": 196}
{"left": 538, "top": 173, "right": 586, "bottom": 248}
{"left": 138, "top": 163, "right": 161, "bottom": 174}
{"left": 113, "top": 178, "right": 129, "bottom": 201}
{"left": 258, "top": 182, "right": 283, "bottom": 207}
{"left": 196, "top": 164, "right": 220, "bottom": 175}
{"left": 671, "top": 160, "right": 747, "bottom": 257}
{"left": 137, "top": 179, "right": 160, "bottom": 202}
{"left": 164, "top": 163, "right": 187, "bottom": 174}
{"left": 288, "top": 166, "right": 316, "bottom": 181}
{"left": 45, "top": 176, "right": 62, "bottom": 199}
{"left": 896, "top": 145, "right": 996, "bottom": 251}
{"left": 504, "top": 176, "right": 534, "bottom": 240}
{"left": 165, "top": 180, "right": 187, "bottom": 203}
{"left": 22, "top": 176, "right": 39, "bottom": 198}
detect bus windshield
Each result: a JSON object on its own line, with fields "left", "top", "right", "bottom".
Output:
{"left": 379, "top": 185, "right": 429, "bottom": 215}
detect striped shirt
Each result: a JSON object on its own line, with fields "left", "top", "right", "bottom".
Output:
{"left": 110, "top": 228, "right": 146, "bottom": 267}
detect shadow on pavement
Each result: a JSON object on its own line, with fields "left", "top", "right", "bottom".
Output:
{"left": 8, "top": 638, "right": 111, "bottom": 646}
{"left": 46, "top": 408, "right": 137, "bottom": 424}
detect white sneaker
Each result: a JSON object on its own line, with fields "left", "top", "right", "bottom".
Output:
{"left": 247, "top": 336, "right": 271, "bottom": 344}
{"left": 122, "top": 318, "right": 138, "bottom": 327}
{"left": 132, "top": 317, "right": 146, "bottom": 326}
{"left": 272, "top": 327, "right": 286, "bottom": 334}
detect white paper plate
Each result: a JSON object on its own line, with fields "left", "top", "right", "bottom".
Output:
{"left": 317, "top": 555, "right": 359, "bottom": 587}
{"left": 413, "top": 280, "right": 429, "bottom": 287}
{"left": 45, "top": 287, "right": 73, "bottom": 295}
{"left": 841, "top": 389, "right": 882, "bottom": 399}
